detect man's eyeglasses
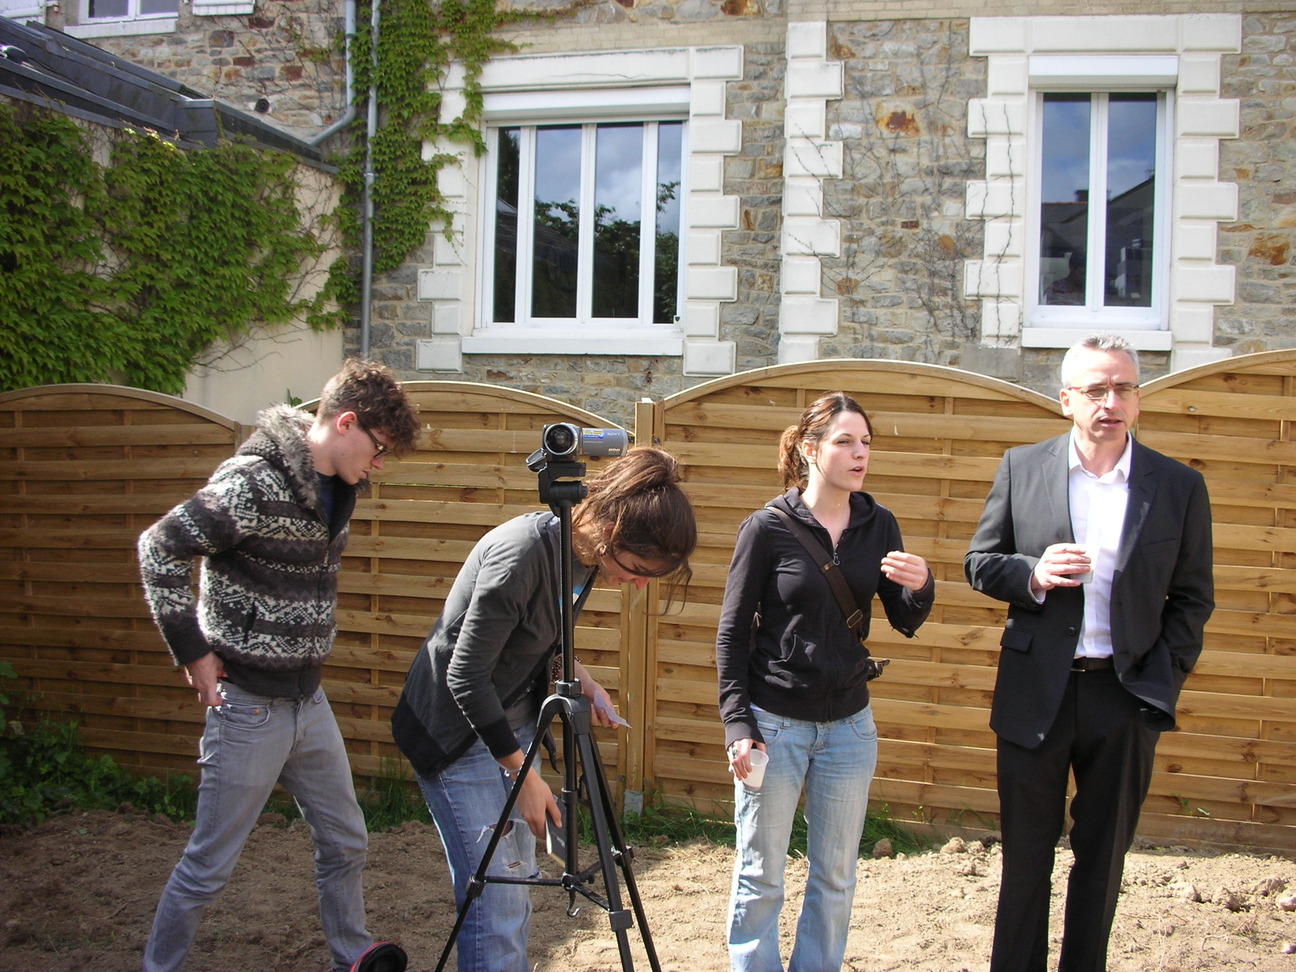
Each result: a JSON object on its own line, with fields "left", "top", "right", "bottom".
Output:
{"left": 1067, "top": 383, "right": 1140, "bottom": 403}
{"left": 359, "top": 424, "right": 388, "bottom": 460}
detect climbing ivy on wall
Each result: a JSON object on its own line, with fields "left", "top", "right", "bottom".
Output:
{"left": 0, "top": 102, "right": 341, "bottom": 394}
{"left": 332, "top": 0, "right": 532, "bottom": 292}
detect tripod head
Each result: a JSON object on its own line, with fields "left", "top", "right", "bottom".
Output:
{"left": 528, "top": 455, "right": 588, "bottom": 511}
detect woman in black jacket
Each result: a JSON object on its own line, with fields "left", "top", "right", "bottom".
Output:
{"left": 716, "top": 392, "right": 934, "bottom": 972}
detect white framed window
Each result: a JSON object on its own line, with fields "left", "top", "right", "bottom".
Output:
{"left": 1028, "top": 87, "right": 1172, "bottom": 331}
{"left": 482, "top": 118, "right": 686, "bottom": 341}
{"left": 64, "top": 0, "right": 176, "bottom": 37}
{"left": 967, "top": 16, "right": 1240, "bottom": 368}
{"left": 418, "top": 47, "right": 743, "bottom": 372}
{"left": 0, "top": 0, "right": 45, "bottom": 21}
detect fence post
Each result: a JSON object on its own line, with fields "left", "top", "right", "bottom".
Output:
{"left": 620, "top": 398, "right": 666, "bottom": 815}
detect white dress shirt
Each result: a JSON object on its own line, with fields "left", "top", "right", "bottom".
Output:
{"left": 1068, "top": 432, "right": 1132, "bottom": 659}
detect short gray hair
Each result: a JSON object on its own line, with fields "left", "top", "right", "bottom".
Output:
{"left": 1060, "top": 333, "right": 1140, "bottom": 388}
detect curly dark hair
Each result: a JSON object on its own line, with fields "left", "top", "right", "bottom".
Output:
{"left": 316, "top": 359, "right": 421, "bottom": 456}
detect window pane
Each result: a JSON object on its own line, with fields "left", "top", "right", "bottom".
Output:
{"left": 592, "top": 124, "right": 642, "bottom": 319}
{"left": 1104, "top": 93, "right": 1157, "bottom": 308}
{"left": 1039, "top": 93, "right": 1090, "bottom": 306}
{"left": 532, "top": 126, "right": 581, "bottom": 318}
{"left": 654, "top": 122, "right": 683, "bottom": 324}
{"left": 139, "top": 0, "right": 178, "bottom": 14}
{"left": 88, "top": 0, "right": 128, "bottom": 18}
{"left": 492, "top": 128, "right": 520, "bottom": 323}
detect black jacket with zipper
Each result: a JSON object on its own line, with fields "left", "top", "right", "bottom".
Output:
{"left": 715, "top": 488, "right": 933, "bottom": 748}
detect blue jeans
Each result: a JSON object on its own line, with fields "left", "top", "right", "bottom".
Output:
{"left": 143, "top": 684, "right": 371, "bottom": 972}
{"left": 419, "top": 725, "right": 539, "bottom": 972}
{"left": 728, "top": 704, "right": 878, "bottom": 972}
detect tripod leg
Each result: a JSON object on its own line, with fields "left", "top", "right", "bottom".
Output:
{"left": 580, "top": 731, "right": 664, "bottom": 972}
{"left": 430, "top": 733, "right": 546, "bottom": 972}
{"left": 574, "top": 728, "right": 662, "bottom": 972}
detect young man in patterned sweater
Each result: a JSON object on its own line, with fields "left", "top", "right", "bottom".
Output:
{"left": 136, "top": 359, "right": 421, "bottom": 972}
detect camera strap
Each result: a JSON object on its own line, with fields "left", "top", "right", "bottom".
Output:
{"left": 765, "top": 505, "right": 867, "bottom": 640}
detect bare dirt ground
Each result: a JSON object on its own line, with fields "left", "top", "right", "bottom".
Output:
{"left": 1, "top": 809, "right": 1293, "bottom": 971}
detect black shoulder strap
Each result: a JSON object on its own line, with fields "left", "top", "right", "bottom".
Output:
{"left": 765, "top": 505, "right": 866, "bottom": 636}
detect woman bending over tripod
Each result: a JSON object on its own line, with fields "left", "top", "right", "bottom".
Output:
{"left": 392, "top": 446, "right": 697, "bottom": 972}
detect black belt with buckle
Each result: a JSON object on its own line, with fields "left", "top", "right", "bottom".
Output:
{"left": 1071, "top": 657, "right": 1113, "bottom": 672}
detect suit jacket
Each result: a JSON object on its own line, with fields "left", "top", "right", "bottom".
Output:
{"left": 964, "top": 433, "right": 1214, "bottom": 749}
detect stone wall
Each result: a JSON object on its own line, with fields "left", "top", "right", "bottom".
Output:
{"left": 65, "top": 0, "right": 348, "bottom": 139}
{"left": 722, "top": 42, "right": 787, "bottom": 374}
{"left": 41, "top": 0, "right": 1296, "bottom": 422}
{"left": 818, "top": 19, "right": 983, "bottom": 368}
{"left": 1217, "top": 11, "right": 1296, "bottom": 357}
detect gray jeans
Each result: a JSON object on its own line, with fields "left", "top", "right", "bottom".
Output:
{"left": 143, "top": 683, "right": 370, "bottom": 972}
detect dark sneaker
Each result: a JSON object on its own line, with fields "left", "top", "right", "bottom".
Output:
{"left": 348, "top": 941, "right": 408, "bottom": 972}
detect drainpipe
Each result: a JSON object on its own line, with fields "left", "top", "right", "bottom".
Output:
{"left": 306, "top": 0, "right": 377, "bottom": 358}
{"left": 358, "top": 0, "right": 379, "bottom": 358}
{"left": 307, "top": 0, "right": 356, "bottom": 147}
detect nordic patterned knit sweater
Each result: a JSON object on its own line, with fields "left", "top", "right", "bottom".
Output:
{"left": 137, "top": 404, "right": 359, "bottom": 699}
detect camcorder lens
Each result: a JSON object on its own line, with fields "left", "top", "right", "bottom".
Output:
{"left": 542, "top": 423, "right": 579, "bottom": 458}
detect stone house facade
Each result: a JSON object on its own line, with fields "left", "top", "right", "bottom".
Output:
{"left": 8, "top": 0, "right": 1294, "bottom": 427}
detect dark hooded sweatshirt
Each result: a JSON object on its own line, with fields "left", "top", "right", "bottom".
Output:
{"left": 715, "top": 487, "right": 934, "bottom": 748}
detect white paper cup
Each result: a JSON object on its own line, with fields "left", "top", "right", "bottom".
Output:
{"left": 744, "top": 749, "right": 769, "bottom": 790}
{"left": 1074, "top": 544, "right": 1097, "bottom": 584}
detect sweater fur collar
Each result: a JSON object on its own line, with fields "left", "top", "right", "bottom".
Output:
{"left": 241, "top": 404, "right": 322, "bottom": 510}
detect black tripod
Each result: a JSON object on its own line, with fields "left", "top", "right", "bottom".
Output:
{"left": 432, "top": 456, "right": 661, "bottom": 972}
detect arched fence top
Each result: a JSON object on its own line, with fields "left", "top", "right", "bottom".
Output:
{"left": 1139, "top": 347, "right": 1296, "bottom": 391}
{"left": 0, "top": 382, "right": 243, "bottom": 431}
{"left": 372, "top": 380, "right": 626, "bottom": 428}
{"left": 659, "top": 358, "right": 1062, "bottom": 413}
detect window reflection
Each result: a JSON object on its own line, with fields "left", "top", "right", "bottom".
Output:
{"left": 1038, "top": 91, "right": 1159, "bottom": 310}
{"left": 493, "top": 128, "right": 520, "bottom": 323}
{"left": 654, "top": 122, "right": 682, "bottom": 324}
{"left": 490, "top": 119, "right": 685, "bottom": 328}
{"left": 1039, "top": 94, "right": 1089, "bottom": 306}
{"left": 593, "top": 124, "right": 643, "bottom": 319}
{"left": 1104, "top": 94, "right": 1156, "bottom": 308}
{"left": 532, "top": 126, "right": 581, "bottom": 319}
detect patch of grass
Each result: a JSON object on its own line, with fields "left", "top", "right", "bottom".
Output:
{"left": 0, "top": 662, "right": 931, "bottom": 859}
{"left": 0, "top": 716, "right": 198, "bottom": 827}
{"left": 619, "top": 796, "right": 735, "bottom": 848}
{"left": 357, "top": 759, "right": 428, "bottom": 831}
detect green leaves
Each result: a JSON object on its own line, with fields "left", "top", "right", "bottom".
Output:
{"left": 335, "top": 0, "right": 521, "bottom": 276}
{"left": 0, "top": 104, "right": 341, "bottom": 395}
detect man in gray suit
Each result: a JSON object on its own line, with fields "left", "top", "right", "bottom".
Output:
{"left": 965, "top": 333, "right": 1214, "bottom": 972}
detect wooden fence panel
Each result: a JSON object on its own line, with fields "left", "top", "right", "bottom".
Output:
{"left": 652, "top": 358, "right": 1296, "bottom": 851}
{"left": 0, "top": 382, "right": 632, "bottom": 797}
{"left": 2, "top": 355, "right": 1294, "bottom": 853}
{"left": 651, "top": 362, "right": 1051, "bottom": 831}
{"left": 0, "top": 385, "right": 243, "bottom": 780}
{"left": 1133, "top": 351, "right": 1296, "bottom": 847}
